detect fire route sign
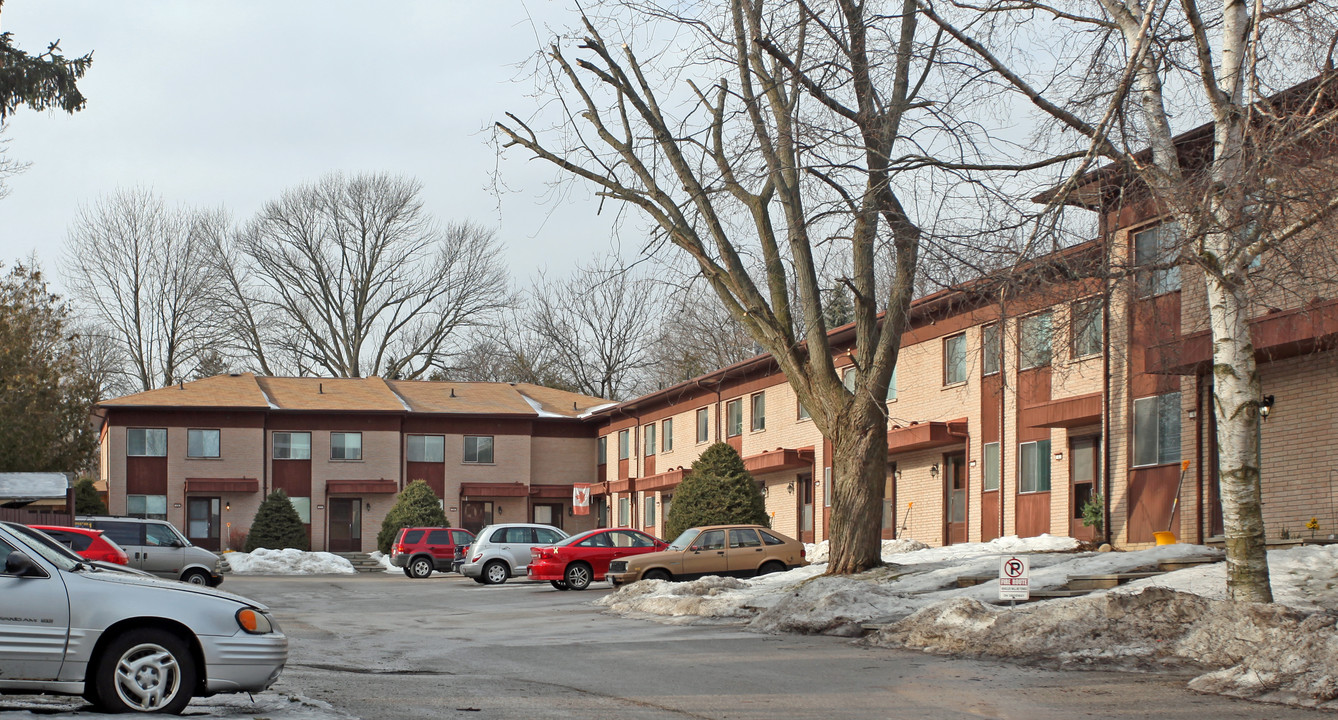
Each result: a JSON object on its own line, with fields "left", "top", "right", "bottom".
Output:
{"left": 998, "top": 555, "right": 1030, "bottom": 601}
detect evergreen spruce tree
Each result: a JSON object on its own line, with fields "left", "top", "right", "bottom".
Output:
{"left": 73, "top": 476, "right": 106, "bottom": 514}
{"left": 665, "top": 442, "right": 769, "bottom": 539}
{"left": 245, "top": 489, "right": 309, "bottom": 552}
{"left": 377, "top": 480, "right": 448, "bottom": 554}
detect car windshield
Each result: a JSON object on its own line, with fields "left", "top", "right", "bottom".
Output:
{"left": 666, "top": 529, "right": 701, "bottom": 551}
{"left": 2, "top": 523, "right": 85, "bottom": 572}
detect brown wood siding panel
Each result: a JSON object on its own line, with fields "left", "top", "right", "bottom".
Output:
{"left": 1019, "top": 392, "right": 1102, "bottom": 429}
{"left": 460, "top": 482, "right": 529, "bottom": 498}
{"left": 1016, "top": 368, "right": 1052, "bottom": 443}
{"left": 406, "top": 461, "right": 445, "bottom": 499}
{"left": 267, "top": 414, "right": 402, "bottom": 432}
{"left": 726, "top": 435, "right": 743, "bottom": 453}
{"left": 531, "top": 421, "right": 596, "bottom": 438}
{"left": 643, "top": 456, "right": 656, "bottom": 476}
{"left": 125, "top": 457, "right": 167, "bottom": 495}
{"left": 596, "top": 463, "right": 606, "bottom": 485}
{"left": 1015, "top": 492, "right": 1051, "bottom": 537}
{"left": 109, "top": 410, "right": 265, "bottom": 428}
{"left": 980, "top": 491, "right": 1000, "bottom": 541}
{"left": 1126, "top": 465, "right": 1182, "bottom": 543}
{"left": 401, "top": 417, "right": 533, "bottom": 436}
{"left": 272, "top": 460, "right": 312, "bottom": 497}
{"left": 981, "top": 373, "right": 1002, "bottom": 443}
{"left": 529, "top": 485, "right": 572, "bottom": 499}
{"left": 618, "top": 458, "right": 629, "bottom": 481}
{"left": 327, "top": 480, "right": 398, "bottom": 494}
{"left": 184, "top": 479, "right": 259, "bottom": 494}
{"left": 1130, "top": 294, "right": 1182, "bottom": 397}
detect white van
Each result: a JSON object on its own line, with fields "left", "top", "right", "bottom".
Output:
{"left": 77, "top": 516, "right": 224, "bottom": 586}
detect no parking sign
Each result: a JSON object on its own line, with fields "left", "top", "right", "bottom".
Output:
{"left": 998, "top": 555, "right": 1030, "bottom": 601}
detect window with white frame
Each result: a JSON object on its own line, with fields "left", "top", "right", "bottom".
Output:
{"left": 273, "top": 432, "right": 311, "bottom": 460}
{"left": 331, "top": 432, "right": 362, "bottom": 460}
{"left": 726, "top": 399, "right": 743, "bottom": 437}
{"left": 1134, "top": 222, "right": 1182, "bottom": 297}
{"left": 127, "top": 494, "right": 167, "bottom": 520}
{"left": 662, "top": 418, "right": 673, "bottom": 452}
{"left": 644, "top": 495, "right": 656, "bottom": 528}
{"left": 464, "top": 435, "right": 494, "bottom": 464}
{"left": 1071, "top": 299, "right": 1103, "bottom": 358}
{"left": 644, "top": 424, "right": 656, "bottom": 457}
{"left": 1018, "top": 439, "right": 1052, "bottom": 493}
{"left": 842, "top": 366, "right": 856, "bottom": 392}
{"left": 618, "top": 496, "right": 629, "bottom": 526}
{"left": 127, "top": 428, "right": 167, "bottom": 457}
{"left": 696, "top": 407, "right": 709, "bottom": 443}
{"left": 289, "top": 496, "right": 312, "bottom": 524}
{"left": 407, "top": 435, "right": 444, "bottom": 463}
{"left": 824, "top": 467, "right": 832, "bottom": 507}
{"left": 187, "top": 429, "right": 219, "bottom": 458}
{"left": 750, "top": 392, "right": 765, "bottom": 431}
{"left": 597, "top": 436, "right": 607, "bottom": 465}
{"left": 982, "top": 323, "right": 1001, "bottom": 376}
{"left": 1133, "top": 393, "right": 1181, "bottom": 467}
{"left": 886, "top": 366, "right": 898, "bottom": 401}
{"left": 798, "top": 402, "right": 810, "bottom": 421}
{"left": 943, "top": 333, "right": 967, "bottom": 385}
{"left": 618, "top": 429, "right": 629, "bottom": 460}
{"left": 982, "top": 442, "right": 1000, "bottom": 491}
{"left": 1019, "top": 312, "right": 1053, "bottom": 369}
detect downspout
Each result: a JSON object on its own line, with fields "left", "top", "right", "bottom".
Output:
{"left": 262, "top": 411, "right": 270, "bottom": 498}
{"left": 1101, "top": 248, "right": 1113, "bottom": 545}
{"left": 1194, "top": 371, "right": 1206, "bottom": 544}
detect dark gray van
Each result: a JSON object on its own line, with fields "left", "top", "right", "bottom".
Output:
{"left": 77, "top": 516, "right": 224, "bottom": 586}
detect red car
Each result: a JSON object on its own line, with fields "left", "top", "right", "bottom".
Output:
{"left": 390, "top": 526, "right": 476, "bottom": 578}
{"left": 528, "top": 528, "right": 666, "bottom": 590}
{"left": 30, "top": 524, "right": 130, "bottom": 565}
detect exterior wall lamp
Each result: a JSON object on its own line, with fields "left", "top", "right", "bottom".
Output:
{"left": 786, "top": 481, "right": 795, "bottom": 494}
{"left": 1260, "top": 394, "right": 1275, "bottom": 420}
{"left": 930, "top": 464, "right": 939, "bottom": 479}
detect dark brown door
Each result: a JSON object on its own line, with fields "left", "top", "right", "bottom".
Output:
{"left": 1070, "top": 436, "right": 1100, "bottom": 541}
{"left": 186, "top": 497, "right": 220, "bottom": 551}
{"left": 944, "top": 452, "right": 967, "bottom": 545}
{"left": 328, "top": 498, "right": 362, "bottom": 552}
{"left": 532, "top": 503, "right": 562, "bottom": 530}
{"left": 462, "top": 501, "right": 493, "bottom": 534}
{"left": 881, "top": 464, "right": 897, "bottom": 539}
{"left": 798, "top": 472, "right": 814, "bottom": 543}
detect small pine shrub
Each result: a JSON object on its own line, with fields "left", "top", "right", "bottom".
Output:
{"left": 245, "top": 490, "right": 309, "bottom": 552}
{"left": 665, "top": 442, "right": 769, "bottom": 539}
{"left": 73, "top": 477, "right": 107, "bottom": 515}
{"left": 377, "top": 480, "right": 448, "bottom": 554}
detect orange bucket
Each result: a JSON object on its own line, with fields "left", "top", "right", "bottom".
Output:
{"left": 1153, "top": 531, "right": 1177, "bottom": 546}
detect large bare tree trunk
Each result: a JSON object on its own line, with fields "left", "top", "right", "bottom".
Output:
{"left": 1205, "top": 261, "right": 1272, "bottom": 602}
{"left": 826, "top": 395, "right": 889, "bottom": 573}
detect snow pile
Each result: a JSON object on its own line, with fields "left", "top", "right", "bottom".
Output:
{"left": 804, "top": 537, "right": 929, "bottom": 563}
{"left": 224, "top": 548, "right": 356, "bottom": 575}
{"left": 368, "top": 550, "right": 399, "bottom": 574}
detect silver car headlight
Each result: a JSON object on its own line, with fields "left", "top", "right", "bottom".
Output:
{"left": 236, "top": 607, "right": 274, "bottom": 634}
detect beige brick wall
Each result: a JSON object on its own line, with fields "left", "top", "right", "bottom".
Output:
{"left": 1258, "top": 349, "right": 1338, "bottom": 538}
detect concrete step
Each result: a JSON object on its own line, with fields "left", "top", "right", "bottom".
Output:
{"left": 1066, "top": 571, "right": 1163, "bottom": 591}
{"left": 1158, "top": 556, "right": 1222, "bottom": 572}
{"left": 332, "top": 552, "right": 386, "bottom": 573}
{"left": 955, "top": 574, "right": 997, "bottom": 588}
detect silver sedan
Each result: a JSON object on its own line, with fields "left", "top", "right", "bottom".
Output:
{"left": 0, "top": 522, "right": 287, "bottom": 714}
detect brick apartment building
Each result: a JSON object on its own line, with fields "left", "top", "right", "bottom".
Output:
{"left": 96, "top": 375, "right": 608, "bottom": 552}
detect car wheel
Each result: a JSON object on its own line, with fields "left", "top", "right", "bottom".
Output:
{"left": 403, "top": 567, "right": 414, "bottom": 577}
{"left": 551, "top": 580, "right": 570, "bottom": 590}
{"left": 757, "top": 561, "right": 785, "bottom": 576}
{"left": 409, "top": 557, "right": 434, "bottom": 579}
{"left": 564, "top": 562, "right": 593, "bottom": 591}
{"left": 483, "top": 560, "right": 509, "bottom": 585}
{"left": 93, "top": 628, "right": 196, "bottom": 714}
{"left": 643, "top": 568, "right": 672, "bottom": 582}
{"left": 181, "top": 569, "right": 210, "bottom": 585}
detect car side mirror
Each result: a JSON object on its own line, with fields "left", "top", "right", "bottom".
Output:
{"left": 689, "top": 546, "right": 700, "bottom": 552}
{"left": 5, "top": 551, "right": 44, "bottom": 577}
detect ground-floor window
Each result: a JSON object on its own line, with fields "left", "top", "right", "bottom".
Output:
{"left": 1018, "top": 440, "right": 1052, "bottom": 493}
{"left": 644, "top": 495, "right": 656, "bottom": 529}
{"left": 618, "top": 496, "right": 629, "bottom": 526}
{"left": 533, "top": 503, "right": 562, "bottom": 529}
{"left": 127, "top": 494, "right": 167, "bottom": 520}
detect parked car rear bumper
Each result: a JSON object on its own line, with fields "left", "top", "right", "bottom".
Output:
{"left": 525, "top": 558, "right": 563, "bottom": 581}
{"left": 390, "top": 552, "right": 409, "bottom": 568}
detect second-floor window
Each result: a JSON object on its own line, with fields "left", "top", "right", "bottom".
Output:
{"left": 644, "top": 424, "right": 656, "bottom": 457}
{"left": 750, "top": 392, "right": 765, "bottom": 431}
{"left": 331, "top": 432, "right": 362, "bottom": 460}
{"left": 1020, "top": 312, "right": 1053, "bottom": 369}
{"left": 1134, "top": 392, "right": 1181, "bottom": 467}
{"left": 943, "top": 333, "right": 967, "bottom": 385}
{"left": 662, "top": 418, "right": 673, "bottom": 452}
{"left": 798, "top": 402, "right": 811, "bottom": 420}
{"left": 886, "top": 366, "right": 898, "bottom": 402}
{"left": 127, "top": 428, "right": 167, "bottom": 457}
{"left": 597, "top": 436, "right": 607, "bottom": 465}
{"left": 1072, "top": 299, "right": 1103, "bottom": 358}
{"left": 273, "top": 432, "right": 311, "bottom": 460}
{"left": 464, "top": 435, "right": 494, "bottom": 464}
{"left": 618, "top": 429, "right": 629, "bottom": 460}
{"left": 407, "top": 435, "right": 444, "bottom": 463}
{"left": 982, "top": 442, "right": 1000, "bottom": 491}
{"left": 1135, "top": 221, "right": 1182, "bottom": 297}
{"left": 726, "top": 399, "right": 743, "bottom": 437}
{"left": 696, "top": 407, "right": 709, "bottom": 443}
{"left": 982, "top": 323, "right": 1001, "bottom": 376}
{"left": 186, "top": 429, "right": 219, "bottom": 458}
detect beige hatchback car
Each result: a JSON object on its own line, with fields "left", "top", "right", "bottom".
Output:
{"left": 605, "top": 524, "right": 806, "bottom": 586}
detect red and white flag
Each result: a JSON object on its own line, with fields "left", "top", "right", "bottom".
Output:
{"left": 572, "top": 483, "right": 591, "bottom": 515}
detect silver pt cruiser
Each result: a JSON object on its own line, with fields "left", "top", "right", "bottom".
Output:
{"left": 0, "top": 522, "right": 287, "bottom": 714}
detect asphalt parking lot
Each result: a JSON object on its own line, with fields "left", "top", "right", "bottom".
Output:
{"left": 215, "top": 572, "right": 1334, "bottom": 720}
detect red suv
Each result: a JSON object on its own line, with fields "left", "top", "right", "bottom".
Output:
{"left": 391, "top": 527, "right": 475, "bottom": 578}
{"left": 30, "top": 524, "right": 130, "bottom": 565}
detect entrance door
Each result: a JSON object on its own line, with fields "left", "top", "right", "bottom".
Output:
{"left": 944, "top": 452, "right": 968, "bottom": 545}
{"left": 328, "top": 498, "right": 362, "bottom": 552}
{"left": 533, "top": 503, "right": 562, "bottom": 530}
{"left": 798, "top": 472, "right": 814, "bottom": 543}
{"left": 187, "top": 497, "right": 221, "bottom": 551}
{"left": 1070, "top": 436, "right": 1100, "bottom": 541}
{"left": 462, "top": 501, "right": 493, "bottom": 534}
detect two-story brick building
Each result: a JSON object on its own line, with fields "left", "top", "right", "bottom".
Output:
{"left": 96, "top": 374, "right": 608, "bottom": 552}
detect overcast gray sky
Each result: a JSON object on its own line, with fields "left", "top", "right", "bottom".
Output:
{"left": 0, "top": 1, "right": 622, "bottom": 292}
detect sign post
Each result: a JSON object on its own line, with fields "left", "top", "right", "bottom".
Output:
{"left": 998, "top": 555, "right": 1030, "bottom": 606}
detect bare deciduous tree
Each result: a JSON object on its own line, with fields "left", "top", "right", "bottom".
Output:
{"left": 64, "top": 188, "right": 223, "bottom": 391}
{"left": 221, "top": 172, "right": 510, "bottom": 379}
{"left": 920, "top": 0, "right": 1338, "bottom": 601}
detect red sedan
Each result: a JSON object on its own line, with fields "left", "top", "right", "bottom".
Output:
{"left": 528, "top": 528, "right": 666, "bottom": 590}
{"left": 30, "top": 524, "right": 130, "bottom": 565}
